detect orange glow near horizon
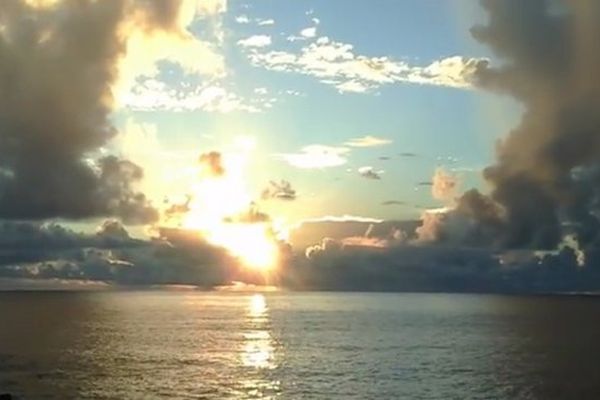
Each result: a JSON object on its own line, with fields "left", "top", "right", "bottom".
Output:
{"left": 181, "top": 138, "right": 285, "bottom": 272}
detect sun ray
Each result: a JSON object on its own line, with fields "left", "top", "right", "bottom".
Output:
{"left": 179, "top": 138, "right": 285, "bottom": 271}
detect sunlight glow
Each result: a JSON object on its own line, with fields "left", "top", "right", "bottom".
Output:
{"left": 182, "top": 138, "right": 285, "bottom": 271}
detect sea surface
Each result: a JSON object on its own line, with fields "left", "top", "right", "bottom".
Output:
{"left": 1, "top": 291, "right": 600, "bottom": 399}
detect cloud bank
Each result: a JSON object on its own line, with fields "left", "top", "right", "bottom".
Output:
{"left": 433, "top": 0, "right": 600, "bottom": 254}
{"left": 246, "top": 36, "right": 488, "bottom": 93}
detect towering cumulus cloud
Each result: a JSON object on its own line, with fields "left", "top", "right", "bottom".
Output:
{"left": 447, "top": 0, "right": 600, "bottom": 250}
{"left": 0, "top": 0, "right": 222, "bottom": 223}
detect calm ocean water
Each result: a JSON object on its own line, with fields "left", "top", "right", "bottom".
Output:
{"left": 1, "top": 291, "right": 600, "bottom": 399}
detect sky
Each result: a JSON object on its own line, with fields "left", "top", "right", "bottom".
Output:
{"left": 2, "top": 0, "right": 600, "bottom": 293}
{"left": 112, "top": 0, "right": 520, "bottom": 224}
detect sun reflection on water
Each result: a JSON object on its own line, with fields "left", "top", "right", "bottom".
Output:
{"left": 243, "top": 294, "right": 275, "bottom": 369}
{"left": 239, "top": 294, "right": 280, "bottom": 398}
{"left": 249, "top": 293, "right": 267, "bottom": 318}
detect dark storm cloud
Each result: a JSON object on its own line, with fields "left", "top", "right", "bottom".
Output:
{"left": 287, "top": 240, "right": 504, "bottom": 292}
{"left": 287, "top": 235, "right": 600, "bottom": 293}
{"left": 0, "top": 219, "right": 142, "bottom": 267}
{"left": 261, "top": 180, "right": 297, "bottom": 201}
{"left": 0, "top": 0, "right": 200, "bottom": 223}
{"left": 0, "top": 220, "right": 238, "bottom": 287}
{"left": 452, "top": 0, "right": 600, "bottom": 249}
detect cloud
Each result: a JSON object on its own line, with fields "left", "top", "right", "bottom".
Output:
{"left": 238, "top": 34, "right": 272, "bottom": 48}
{"left": 247, "top": 36, "right": 488, "bottom": 93}
{"left": 0, "top": 0, "right": 232, "bottom": 223}
{"left": 297, "top": 216, "right": 384, "bottom": 226}
{"left": 358, "top": 166, "right": 383, "bottom": 180}
{"left": 235, "top": 14, "right": 250, "bottom": 24}
{"left": 413, "top": 189, "right": 505, "bottom": 248}
{"left": 289, "top": 240, "right": 501, "bottom": 292}
{"left": 431, "top": 167, "right": 458, "bottom": 201}
{"left": 195, "top": 0, "right": 227, "bottom": 16}
{"left": 3, "top": 216, "right": 597, "bottom": 294}
{"left": 345, "top": 135, "right": 392, "bottom": 147}
{"left": 276, "top": 136, "right": 392, "bottom": 171}
{"left": 304, "top": 223, "right": 408, "bottom": 257}
{"left": 114, "top": 0, "right": 227, "bottom": 105}
{"left": 285, "top": 216, "right": 600, "bottom": 293}
{"left": 261, "top": 180, "right": 297, "bottom": 200}
{"left": 199, "top": 151, "right": 225, "bottom": 177}
{"left": 0, "top": 220, "right": 239, "bottom": 287}
{"left": 382, "top": 200, "right": 406, "bottom": 206}
{"left": 427, "top": 1, "right": 600, "bottom": 252}
{"left": 257, "top": 18, "right": 275, "bottom": 26}
{"left": 275, "top": 145, "right": 349, "bottom": 169}
{"left": 300, "top": 26, "right": 317, "bottom": 38}
{"left": 122, "top": 80, "right": 263, "bottom": 113}
{"left": 334, "top": 80, "right": 370, "bottom": 93}
{"left": 289, "top": 215, "right": 413, "bottom": 252}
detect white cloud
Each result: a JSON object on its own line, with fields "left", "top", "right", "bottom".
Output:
{"left": 296, "top": 215, "right": 383, "bottom": 225}
{"left": 122, "top": 79, "right": 262, "bottom": 113}
{"left": 258, "top": 18, "right": 275, "bottom": 26}
{"left": 235, "top": 15, "right": 250, "bottom": 24}
{"left": 247, "top": 36, "right": 488, "bottom": 93}
{"left": 195, "top": 0, "right": 227, "bottom": 16}
{"left": 431, "top": 167, "right": 458, "bottom": 201}
{"left": 335, "top": 80, "right": 370, "bottom": 93}
{"left": 276, "top": 145, "right": 349, "bottom": 169}
{"left": 300, "top": 26, "right": 317, "bottom": 38}
{"left": 275, "top": 136, "right": 392, "bottom": 170}
{"left": 254, "top": 87, "right": 268, "bottom": 95}
{"left": 286, "top": 35, "right": 305, "bottom": 43}
{"left": 113, "top": 0, "right": 228, "bottom": 107}
{"left": 344, "top": 135, "right": 392, "bottom": 147}
{"left": 284, "top": 89, "right": 303, "bottom": 96}
{"left": 238, "top": 34, "right": 272, "bottom": 48}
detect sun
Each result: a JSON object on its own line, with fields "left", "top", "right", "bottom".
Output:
{"left": 179, "top": 138, "right": 284, "bottom": 272}
{"left": 188, "top": 218, "right": 279, "bottom": 271}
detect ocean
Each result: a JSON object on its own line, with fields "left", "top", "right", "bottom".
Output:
{"left": 1, "top": 291, "right": 599, "bottom": 399}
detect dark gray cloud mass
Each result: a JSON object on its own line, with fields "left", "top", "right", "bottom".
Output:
{"left": 447, "top": 0, "right": 600, "bottom": 250}
{"left": 284, "top": 237, "right": 600, "bottom": 293}
{"left": 0, "top": 220, "right": 238, "bottom": 287}
{"left": 0, "top": 0, "right": 184, "bottom": 223}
